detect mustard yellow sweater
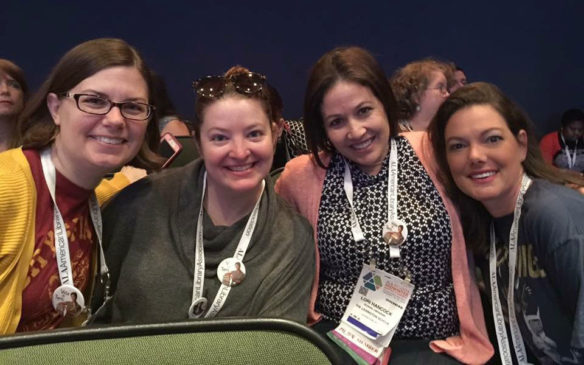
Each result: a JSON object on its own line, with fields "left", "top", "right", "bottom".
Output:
{"left": 0, "top": 148, "right": 129, "bottom": 334}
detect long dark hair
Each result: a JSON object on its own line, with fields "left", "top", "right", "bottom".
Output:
{"left": 303, "top": 46, "right": 398, "bottom": 168}
{"left": 429, "top": 82, "right": 584, "bottom": 254}
{"left": 18, "top": 38, "right": 161, "bottom": 169}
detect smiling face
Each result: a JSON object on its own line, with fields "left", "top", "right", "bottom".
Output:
{"left": 321, "top": 80, "right": 390, "bottom": 175}
{"left": 444, "top": 104, "right": 528, "bottom": 217}
{"left": 47, "top": 66, "right": 149, "bottom": 188}
{"left": 198, "top": 95, "right": 276, "bottom": 198}
{"left": 0, "top": 70, "right": 24, "bottom": 120}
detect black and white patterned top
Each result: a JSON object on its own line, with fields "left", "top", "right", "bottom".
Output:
{"left": 316, "top": 136, "right": 459, "bottom": 339}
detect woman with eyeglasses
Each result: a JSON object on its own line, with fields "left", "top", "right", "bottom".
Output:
{"left": 390, "top": 59, "right": 452, "bottom": 132}
{"left": 92, "top": 66, "right": 315, "bottom": 324}
{"left": 429, "top": 82, "right": 584, "bottom": 364}
{"left": 0, "top": 59, "right": 28, "bottom": 152}
{"left": 0, "top": 38, "right": 161, "bottom": 334}
{"left": 275, "top": 47, "right": 493, "bottom": 364}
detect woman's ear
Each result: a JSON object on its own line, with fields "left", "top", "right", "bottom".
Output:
{"left": 272, "top": 118, "right": 284, "bottom": 145}
{"left": 517, "top": 129, "right": 528, "bottom": 162}
{"left": 46, "top": 93, "right": 62, "bottom": 126}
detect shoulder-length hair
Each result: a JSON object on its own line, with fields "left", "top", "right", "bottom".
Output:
{"left": 303, "top": 46, "right": 398, "bottom": 168}
{"left": 429, "top": 81, "right": 584, "bottom": 254}
{"left": 18, "top": 38, "right": 161, "bottom": 169}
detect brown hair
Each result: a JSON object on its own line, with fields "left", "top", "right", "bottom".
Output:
{"left": 18, "top": 38, "right": 161, "bottom": 169}
{"left": 429, "top": 82, "right": 584, "bottom": 254}
{"left": 390, "top": 58, "right": 452, "bottom": 121}
{"left": 303, "top": 46, "right": 398, "bottom": 168}
{"left": 193, "top": 65, "right": 274, "bottom": 143}
{"left": 0, "top": 59, "right": 29, "bottom": 149}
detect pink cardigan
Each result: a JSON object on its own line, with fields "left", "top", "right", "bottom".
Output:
{"left": 275, "top": 132, "right": 493, "bottom": 364}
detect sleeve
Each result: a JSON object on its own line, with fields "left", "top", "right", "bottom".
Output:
{"left": 539, "top": 132, "right": 559, "bottom": 165}
{"left": 95, "top": 172, "right": 131, "bottom": 206}
{"left": 251, "top": 217, "right": 316, "bottom": 323}
{"left": 0, "top": 153, "right": 37, "bottom": 334}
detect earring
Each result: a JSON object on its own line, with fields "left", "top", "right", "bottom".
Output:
{"left": 415, "top": 105, "right": 421, "bottom": 112}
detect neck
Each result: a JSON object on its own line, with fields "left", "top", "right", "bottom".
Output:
{"left": 483, "top": 175, "right": 524, "bottom": 218}
{"left": 0, "top": 116, "right": 15, "bottom": 152}
{"left": 409, "top": 111, "right": 432, "bottom": 131}
{"left": 204, "top": 180, "right": 263, "bottom": 227}
{"left": 50, "top": 143, "right": 104, "bottom": 190}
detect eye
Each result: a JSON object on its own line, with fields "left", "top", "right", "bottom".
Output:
{"left": 356, "top": 106, "right": 372, "bottom": 117}
{"left": 447, "top": 142, "right": 466, "bottom": 151}
{"left": 248, "top": 130, "right": 264, "bottom": 139}
{"left": 210, "top": 134, "right": 228, "bottom": 142}
{"left": 327, "top": 118, "right": 342, "bottom": 128}
{"left": 122, "top": 102, "right": 148, "bottom": 115}
{"left": 80, "top": 95, "right": 108, "bottom": 108}
{"left": 7, "top": 80, "right": 21, "bottom": 90}
{"left": 485, "top": 135, "right": 503, "bottom": 144}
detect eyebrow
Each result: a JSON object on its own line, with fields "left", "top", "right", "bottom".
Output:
{"left": 78, "top": 89, "right": 148, "bottom": 103}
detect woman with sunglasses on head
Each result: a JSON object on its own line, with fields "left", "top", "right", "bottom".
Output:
{"left": 93, "top": 66, "right": 315, "bottom": 324}
{"left": 390, "top": 59, "right": 452, "bottom": 132}
{"left": 0, "top": 59, "right": 29, "bottom": 152}
{"left": 0, "top": 38, "right": 160, "bottom": 334}
{"left": 276, "top": 47, "right": 492, "bottom": 364}
{"left": 430, "top": 82, "right": 584, "bottom": 364}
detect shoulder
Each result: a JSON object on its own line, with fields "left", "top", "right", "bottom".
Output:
{"left": 539, "top": 131, "right": 559, "bottom": 146}
{"left": 276, "top": 153, "right": 328, "bottom": 199}
{"left": 522, "top": 179, "right": 584, "bottom": 251}
{"left": 0, "top": 148, "right": 35, "bottom": 203}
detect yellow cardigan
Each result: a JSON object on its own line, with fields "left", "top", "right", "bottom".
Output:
{"left": 0, "top": 148, "right": 129, "bottom": 334}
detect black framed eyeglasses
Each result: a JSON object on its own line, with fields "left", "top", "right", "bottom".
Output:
{"left": 192, "top": 72, "right": 266, "bottom": 98}
{"left": 61, "top": 93, "right": 155, "bottom": 121}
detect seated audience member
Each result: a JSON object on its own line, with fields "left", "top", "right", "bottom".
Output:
{"left": 390, "top": 58, "right": 452, "bottom": 132}
{"left": 0, "top": 59, "right": 28, "bottom": 152}
{"left": 430, "top": 82, "right": 584, "bottom": 364}
{"left": 276, "top": 46, "right": 492, "bottom": 364}
{"left": 0, "top": 38, "right": 160, "bottom": 334}
{"left": 449, "top": 64, "right": 467, "bottom": 93}
{"left": 539, "top": 108, "right": 584, "bottom": 173}
{"left": 92, "top": 66, "right": 315, "bottom": 325}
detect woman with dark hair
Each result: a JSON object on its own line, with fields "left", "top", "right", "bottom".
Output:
{"left": 429, "top": 82, "right": 584, "bottom": 364}
{"left": 0, "top": 38, "right": 161, "bottom": 334}
{"left": 0, "top": 59, "right": 28, "bottom": 151}
{"left": 93, "top": 66, "right": 314, "bottom": 324}
{"left": 276, "top": 47, "right": 492, "bottom": 364}
{"left": 390, "top": 59, "right": 452, "bottom": 132}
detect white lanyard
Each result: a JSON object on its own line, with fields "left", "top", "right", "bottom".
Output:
{"left": 189, "top": 171, "right": 264, "bottom": 318}
{"left": 489, "top": 174, "right": 533, "bottom": 365}
{"left": 560, "top": 133, "right": 577, "bottom": 168}
{"left": 343, "top": 139, "right": 399, "bottom": 249}
{"left": 40, "top": 149, "right": 109, "bottom": 291}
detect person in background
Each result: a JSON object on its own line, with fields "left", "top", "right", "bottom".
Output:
{"left": 539, "top": 108, "right": 584, "bottom": 173}
{"left": 0, "top": 59, "right": 28, "bottom": 152}
{"left": 390, "top": 58, "right": 452, "bottom": 132}
{"left": 152, "top": 73, "right": 191, "bottom": 137}
{"left": 276, "top": 46, "right": 492, "bottom": 364}
{"left": 449, "top": 64, "right": 467, "bottom": 93}
{"left": 430, "top": 81, "right": 584, "bottom": 364}
{"left": 0, "top": 38, "right": 161, "bottom": 334}
{"left": 93, "top": 66, "right": 315, "bottom": 325}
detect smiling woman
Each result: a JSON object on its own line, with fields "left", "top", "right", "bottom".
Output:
{"left": 92, "top": 66, "right": 315, "bottom": 325}
{"left": 0, "top": 38, "right": 161, "bottom": 335}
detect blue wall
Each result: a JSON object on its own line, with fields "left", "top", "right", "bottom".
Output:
{"left": 2, "top": 0, "right": 582, "bottom": 135}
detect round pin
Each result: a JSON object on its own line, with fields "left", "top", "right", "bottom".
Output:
{"left": 382, "top": 219, "right": 408, "bottom": 247}
{"left": 217, "top": 258, "right": 246, "bottom": 287}
{"left": 52, "top": 285, "right": 85, "bottom": 318}
{"left": 188, "top": 297, "right": 208, "bottom": 319}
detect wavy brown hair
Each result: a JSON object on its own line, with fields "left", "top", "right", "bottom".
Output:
{"left": 429, "top": 82, "right": 584, "bottom": 254}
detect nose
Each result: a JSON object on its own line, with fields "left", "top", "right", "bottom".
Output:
{"left": 102, "top": 105, "right": 125, "bottom": 128}
{"left": 229, "top": 138, "right": 250, "bottom": 159}
{"left": 0, "top": 81, "right": 9, "bottom": 94}
{"left": 468, "top": 143, "right": 486, "bottom": 163}
{"left": 346, "top": 119, "right": 366, "bottom": 140}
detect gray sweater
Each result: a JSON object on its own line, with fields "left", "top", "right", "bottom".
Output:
{"left": 93, "top": 160, "right": 315, "bottom": 324}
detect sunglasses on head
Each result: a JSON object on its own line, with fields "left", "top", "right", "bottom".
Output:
{"left": 192, "top": 72, "right": 266, "bottom": 98}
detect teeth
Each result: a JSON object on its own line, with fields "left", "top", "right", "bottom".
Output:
{"left": 95, "top": 136, "right": 123, "bottom": 145}
{"left": 472, "top": 171, "right": 495, "bottom": 179}
{"left": 228, "top": 164, "right": 253, "bottom": 171}
{"left": 352, "top": 138, "right": 373, "bottom": 150}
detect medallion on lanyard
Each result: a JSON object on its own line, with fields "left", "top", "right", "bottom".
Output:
{"left": 217, "top": 258, "right": 246, "bottom": 287}
{"left": 52, "top": 285, "right": 85, "bottom": 318}
{"left": 382, "top": 219, "right": 408, "bottom": 248}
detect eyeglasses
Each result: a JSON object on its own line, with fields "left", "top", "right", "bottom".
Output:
{"left": 61, "top": 93, "right": 155, "bottom": 121}
{"left": 192, "top": 72, "right": 266, "bottom": 98}
{"left": 426, "top": 84, "right": 450, "bottom": 96}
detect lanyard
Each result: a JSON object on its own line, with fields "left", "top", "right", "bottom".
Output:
{"left": 189, "top": 171, "right": 264, "bottom": 318}
{"left": 40, "top": 149, "right": 109, "bottom": 291}
{"left": 343, "top": 138, "right": 399, "bottom": 252}
{"left": 489, "top": 174, "right": 533, "bottom": 365}
{"left": 560, "top": 133, "right": 577, "bottom": 169}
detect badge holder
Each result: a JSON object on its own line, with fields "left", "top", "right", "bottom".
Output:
{"left": 328, "top": 264, "right": 414, "bottom": 364}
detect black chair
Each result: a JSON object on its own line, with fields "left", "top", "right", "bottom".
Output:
{"left": 0, "top": 318, "right": 342, "bottom": 364}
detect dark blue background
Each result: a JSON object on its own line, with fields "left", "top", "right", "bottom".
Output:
{"left": 2, "top": 1, "right": 582, "bottom": 135}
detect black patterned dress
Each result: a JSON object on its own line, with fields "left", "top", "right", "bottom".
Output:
{"left": 316, "top": 136, "right": 459, "bottom": 339}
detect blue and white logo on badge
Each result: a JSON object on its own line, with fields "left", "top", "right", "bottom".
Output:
{"left": 362, "top": 271, "right": 383, "bottom": 291}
